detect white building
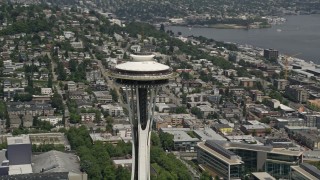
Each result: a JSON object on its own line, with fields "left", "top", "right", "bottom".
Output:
{"left": 101, "top": 104, "right": 124, "bottom": 117}
{"left": 67, "top": 81, "right": 77, "bottom": 91}
{"left": 63, "top": 31, "right": 75, "bottom": 39}
{"left": 41, "top": 88, "right": 52, "bottom": 95}
{"left": 80, "top": 113, "right": 96, "bottom": 122}
{"left": 39, "top": 116, "right": 62, "bottom": 125}
{"left": 112, "top": 124, "right": 132, "bottom": 138}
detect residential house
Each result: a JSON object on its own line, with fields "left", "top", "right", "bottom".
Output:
{"left": 80, "top": 113, "right": 96, "bottom": 122}
{"left": 101, "top": 104, "right": 124, "bottom": 117}
{"left": 9, "top": 114, "right": 21, "bottom": 128}
{"left": 23, "top": 114, "right": 33, "bottom": 128}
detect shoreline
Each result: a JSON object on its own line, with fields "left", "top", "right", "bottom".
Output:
{"left": 169, "top": 23, "right": 272, "bottom": 29}
{"left": 165, "top": 14, "right": 320, "bottom": 63}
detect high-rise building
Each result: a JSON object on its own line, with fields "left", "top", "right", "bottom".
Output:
{"left": 264, "top": 49, "right": 279, "bottom": 60}
{"left": 110, "top": 54, "right": 173, "bottom": 180}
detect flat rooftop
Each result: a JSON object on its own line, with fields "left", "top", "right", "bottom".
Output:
{"left": 161, "top": 128, "right": 199, "bottom": 142}
{"left": 9, "top": 164, "right": 33, "bottom": 175}
{"left": 7, "top": 135, "right": 30, "bottom": 145}
{"left": 194, "top": 128, "right": 226, "bottom": 141}
{"left": 198, "top": 142, "right": 243, "bottom": 165}
{"left": 291, "top": 165, "right": 319, "bottom": 179}
{"left": 215, "top": 140, "right": 303, "bottom": 156}
{"left": 251, "top": 172, "right": 275, "bottom": 180}
{"left": 113, "top": 159, "right": 132, "bottom": 165}
{"left": 28, "top": 133, "right": 67, "bottom": 145}
{"left": 32, "top": 150, "right": 81, "bottom": 174}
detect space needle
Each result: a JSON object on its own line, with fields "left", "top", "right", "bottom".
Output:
{"left": 109, "top": 53, "right": 173, "bottom": 180}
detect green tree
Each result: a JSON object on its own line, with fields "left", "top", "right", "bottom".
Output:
{"left": 159, "top": 132, "right": 174, "bottom": 151}
{"left": 51, "top": 92, "right": 64, "bottom": 113}
{"left": 47, "top": 73, "right": 53, "bottom": 88}
{"left": 200, "top": 171, "right": 212, "bottom": 180}
{"left": 116, "top": 166, "right": 131, "bottom": 180}
{"left": 160, "top": 24, "right": 165, "bottom": 32}
{"left": 56, "top": 61, "right": 67, "bottom": 81}
{"left": 191, "top": 107, "right": 203, "bottom": 119}
{"left": 174, "top": 106, "right": 188, "bottom": 114}
{"left": 110, "top": 88, "right": 119, "bottom": 102}
{"left": 151, "top": 132, "right": 161, "bottom": 147}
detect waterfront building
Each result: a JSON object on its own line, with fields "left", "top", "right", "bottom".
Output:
{"left": 263, "top": 49, "right": 279, "bottom": 60}
{"left": 109, "top": 54, "right": 173, "bottom": 180}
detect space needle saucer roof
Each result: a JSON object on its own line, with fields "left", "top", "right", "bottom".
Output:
{"left": 110, "top": 54, "right": 174, "bottom": 81}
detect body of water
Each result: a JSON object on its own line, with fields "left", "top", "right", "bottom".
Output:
{"left": 166, "top": 15, "right": 320, "bottom": 64}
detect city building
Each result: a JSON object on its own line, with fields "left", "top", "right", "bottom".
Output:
{"left": 274, "top": 118, "right": 305, "bottom": 129}
{"left": 113, "top": 124, "right": 132, "bottom": 138}
{"left": 32, "top": 150, "right": 81, "bottom": 173}
{"left": 86, "top": 70, "right": 101, "bottom": 82}
{"left": 198, "top": 140, "right": 303, "bottom": 179}
{"left": 212, "top": 124, "right": 233, "bottom": 134}
{"left": 80, "top": 113, "right": 96, "bottom": 122}
{"left": 93, "top": 91, "right": 113, "bottom": 103}
{"left": 197, "top": 141, "right": 243, "bottom": 179}
{"left": 90, "top": 133, "right": 123, "bottom": 144}
{"left": 3, "top": 87, "right": 24, "bottom": 101}
{"left": 7, "top": 102, "right": 54, "bottom": 117}
{"left": 291, "top": 130, "right": 320, "bottom": 150}
{"left": 238, "top": 77, "right": 257, "bottom": 88}
{"left": 67, "top": 81, "right": 77, "bottom": 91}
{"left": 109, "top": 54, "right": 174, "bottom": 180}
{"left": 251, "top": 172, "right": 276, "bottom": 180}
{"left": 101, "top": 104, "right": 124, "bottom": 117}
{"left": 265, "top": 99, "right": 281, "bottom": 109}
{"left": 156, "top": 94, "right": 171, "bottom": 103}
{"left": 263, "top": 49, "right": 279, "bottom": 60}
{"left": 285, "top": 85, "right": 309, "bottom": 103}
{"left": 40, "top": 88, "right": 52, "bottom": 95}
{"left": 9, "top": 114, "right": 21, "bottom": 128}
{"left": 0, "top": 133, "right": 88, "bottom": 180}
{"left": 193, "top": 127, "right": 227, "bottom": 141}
{"left": 290, "top": 163, "right": 320, "bottom": 180}
{"left": 187, "top": 93, "right": 208, "bottom": 103}
{"left": 113, "top": 159, "right": 132, "bottom": 169}
{"left": 273, "top": 79, "right": 288, "bottom": 91}
{"left": 300, "top": 113, "right": 320, "bottom": 128}
{"left": 32, "top": 95, "right": 51, "bottom": 104}
{"left": 7, "top": 135, "right": 32, "bottom": 166}
{"left": 155, "top": 103, "right": 177, "bottom": 113}
{"left": 240, "top": 122, "right": 271, "bottom": 136}
{"left": 250, "top": 90, "right": 263, "bottom": 102}
{"left": 0, "top": 135, "right": 33, "bottom": 176}
{"left": 154, "top": 114, "right": 195, "bottom": 129}
{"left": 161, "top": 128, "right": 199, "bottom": 152}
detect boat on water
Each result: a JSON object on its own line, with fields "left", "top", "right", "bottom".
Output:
{"left": 276, "top": 29, "right": 282, "bottom": 32}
